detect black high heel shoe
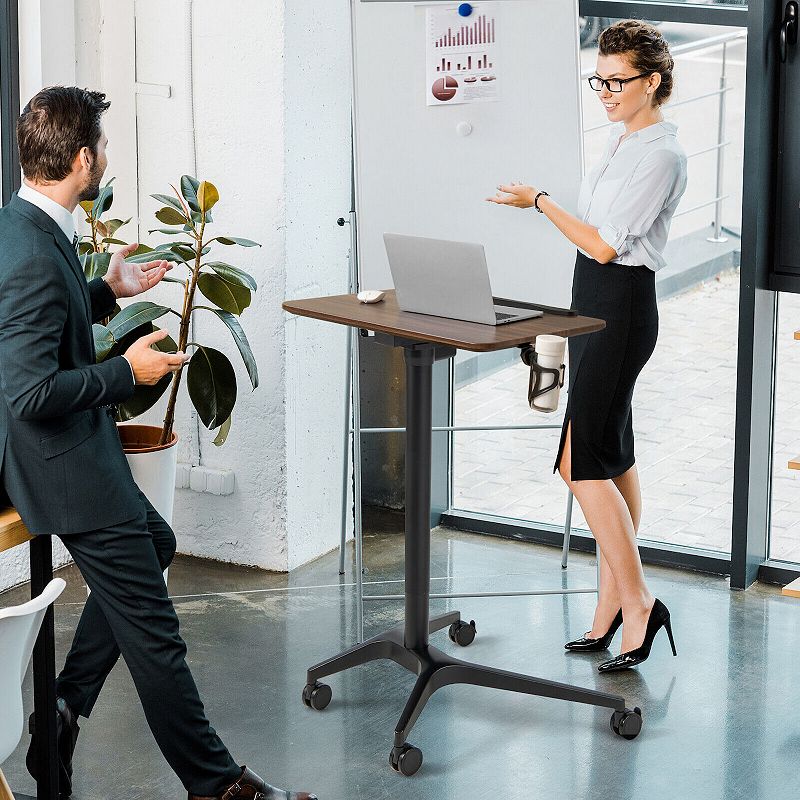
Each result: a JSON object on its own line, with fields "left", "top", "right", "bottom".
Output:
{"left": 564, "top": 609, "right": 623, "bottom": 652}
{"left": 597, "top": 599, "right": 676, "bottom": 673}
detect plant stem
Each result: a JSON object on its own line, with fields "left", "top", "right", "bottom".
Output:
{"left": 159, "top": 218, "right": 205, "bottom": 446}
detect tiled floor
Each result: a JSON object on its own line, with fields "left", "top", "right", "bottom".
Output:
{"left": 454, "top": 270, "right": 800, "bottom": 559}
{"left": 2, "top": 519, "right": 799, "bottom": 800}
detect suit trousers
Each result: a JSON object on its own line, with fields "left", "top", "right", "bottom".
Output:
{"left": 54, "top": 491, "right": 241, "bottom": 796}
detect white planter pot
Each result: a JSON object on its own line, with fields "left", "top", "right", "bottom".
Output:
{"left": 119, "top": 425, "right": 178, "bottom": 526}
{"left": 118, "top": 425, "right": 179, "bottom": 588}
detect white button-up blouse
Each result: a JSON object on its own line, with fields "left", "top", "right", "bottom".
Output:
{"left": 577, "top": 120, "right": 688, "bottom": 272}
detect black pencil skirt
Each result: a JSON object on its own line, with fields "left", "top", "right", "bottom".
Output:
{"left": 554, "top": 250, "right": 659, "bottom": 481}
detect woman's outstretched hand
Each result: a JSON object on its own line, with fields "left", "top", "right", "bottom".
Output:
{"left": 486, "top": 182, "right": 538, "bottom": 209}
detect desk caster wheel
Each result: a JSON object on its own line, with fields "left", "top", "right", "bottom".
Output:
{"left": 302, "top": 682, "right": 332, "bottom": 711}
{"left": 390, "top": 743, "right": 423, "bottom": 776}
{"left": 449, "top": 619, "right": 476, "bottom": 647}
{"left": 611, "top": 707, "right": 642, "bottom": 740}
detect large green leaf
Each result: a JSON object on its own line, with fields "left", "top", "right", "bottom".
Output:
{"left": 125, "top": 248, "right": 186, "bottom": 265}
{"left": 204, "top": 261, "right": 257, "bottom": 291}
{"left": 212, "top": 415, "right": 232, "bottom": 447}
{"left": 181, "top": 175, "right": 201, "bottom": 212}
{"left": 82, "top": 251, "right": 112, "bottom": 281}
{"left": 198, "top": 181, "right": 220, "bottom": 213}
{"left": 115, "top": 328, "right": 178, "bottom": 421}
{"left": 151, "top": 193, "right": 185, "bottom": 212}
{"left": 198, "top": 306, "right": 259, "bottom": 390}
{"left": 197, "top": 273, "right": 251, "bottom": 315}
{"left": 108, "top": 302, "right": 172, "bottom": 340}
{"left": 147, "top": 227, "right": 185, "bottom": 237}
{"left": 156, "top": 207, "right": 187, "bottom": 226}
{"left": 105, "top": 218, "right": 131, "bottom": 237}
{"left": 151, "top": 328, "right": 178, "bottom": 355}
{"left": 190, "top": 210, "right": 213, "bottom": 225}
{"left": 170, "top": 243, "right": 198, "bottom": 262}
{"left": 187, "top": 346, "right": 237, "bottom": 430}
{"left": 92, "top": 179, "right": 115, "bottom": 217}
{"left": 93, "top": 325, "right": 116, "bottom": 362}
{"left": 117, "top": 375, "right": 172, "bottom": 422}
{"left": 106, "top": 321, "right": 176, "bottom": 361}
{"left": 160, "top": 240, "right": 195, "bottom": 250}
{"left": 213, "top": 236, "right": 261, "bottom": 247}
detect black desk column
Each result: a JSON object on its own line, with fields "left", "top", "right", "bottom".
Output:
{"left": 403, "top": 345, "right": 435, "bottom": 652}
{"left": 29, "top": 535, "right": 59, "bottom": 800}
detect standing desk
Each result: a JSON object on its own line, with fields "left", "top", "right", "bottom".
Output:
{"left": 283, "top": 291, "right": 643, "bottom": 776}
{"left": 0, "top": 509, "right": 59, "bottom": 800}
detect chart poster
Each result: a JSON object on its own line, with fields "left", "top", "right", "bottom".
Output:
{"left": 426, "top": 4, "right": 501, "bottom": 107}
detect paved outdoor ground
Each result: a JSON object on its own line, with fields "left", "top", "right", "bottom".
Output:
{"left": 452, "top": 26, "right": 800, "bottom": 563}
{"left": 453, "top": 269, "right": 800, "bottom": 562}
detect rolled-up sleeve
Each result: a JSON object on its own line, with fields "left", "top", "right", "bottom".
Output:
{"left": 597, "top": 149, "right": 684, "bottom": 258}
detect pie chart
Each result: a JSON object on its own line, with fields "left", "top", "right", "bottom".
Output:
{"left": 432, "top": 76, "right": 458, "bottom": 101}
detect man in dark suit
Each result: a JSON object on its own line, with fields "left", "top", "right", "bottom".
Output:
{"left": 0, "top": 87, "right": 317, "bottom": 800}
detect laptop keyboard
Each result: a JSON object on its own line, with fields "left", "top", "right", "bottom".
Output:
{"left": 495, "top": 311, "right": 515, "bottom": 321}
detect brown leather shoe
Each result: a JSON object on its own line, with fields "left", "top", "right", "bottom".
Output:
{"left": 189, "top": 766, "right": 318, "bottom": 800}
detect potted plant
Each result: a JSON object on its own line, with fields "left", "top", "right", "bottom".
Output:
{"left": 82, "top": 177, "right": 260, "bottom": 522}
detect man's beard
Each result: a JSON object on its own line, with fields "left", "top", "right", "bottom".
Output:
{"left": 77, "top": 156, "right": 104, "bottom": 202}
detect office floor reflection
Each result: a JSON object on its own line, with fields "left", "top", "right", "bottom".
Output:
{"left": 2, "top": 515, "right": 797, "bottom": 800}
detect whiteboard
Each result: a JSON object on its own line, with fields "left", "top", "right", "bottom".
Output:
{"left": 352, "top": 0, "right": 584, "bottom": 307}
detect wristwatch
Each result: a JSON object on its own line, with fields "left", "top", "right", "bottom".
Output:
{"left": 534, "top": 191, "right": 550, "bottom": 213}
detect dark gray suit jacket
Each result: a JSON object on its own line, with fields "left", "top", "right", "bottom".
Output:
{"left": 0, "top": 193, "right": 142, "bottom": 534}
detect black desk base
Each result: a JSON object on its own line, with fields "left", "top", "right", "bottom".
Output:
{"left": 302, "top": 338, "right": 642, "bottom": 776}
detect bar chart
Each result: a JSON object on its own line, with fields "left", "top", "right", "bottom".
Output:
{"left": 434, "top": 13, "right": 496, "bottom": 48}
{"left": 436, "top": 54, "right": 493, "bottom": 73}
{"left": 426, "top": 5, "right": 501, "bottom": 106}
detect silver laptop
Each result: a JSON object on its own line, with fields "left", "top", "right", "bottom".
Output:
{"left": 383, "top": 233, "right": 543, "bottom": 326}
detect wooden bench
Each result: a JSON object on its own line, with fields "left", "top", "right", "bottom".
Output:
{"left": 0, "top": 506, "right": 32, "bottom": 553}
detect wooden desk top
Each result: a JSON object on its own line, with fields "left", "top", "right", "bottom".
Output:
{"left": 283, "top": 291, "right": 605, "bottom": 353}
{"left": 0, "top": 508, "right": 32, "bottom": 553}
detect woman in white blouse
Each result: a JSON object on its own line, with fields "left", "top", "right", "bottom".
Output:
{"left": 489, "top": 20, "right": 687, "bottom": 672}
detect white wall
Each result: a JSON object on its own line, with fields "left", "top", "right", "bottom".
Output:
{"left": 2, "top": 0, "right": 352, "bottom": 592}
{"left": 118, "top": 0, "right": 353, "bottom": 571}
{"left": 129, "top": 0, "right": 292, "bottom": 569}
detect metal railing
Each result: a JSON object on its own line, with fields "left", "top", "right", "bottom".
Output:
{"left": 582, "top": 29, "right": 748, "bottom": 243}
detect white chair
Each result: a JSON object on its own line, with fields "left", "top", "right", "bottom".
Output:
{"left": 0, "top": 578, "right": 66, "bottom": 800}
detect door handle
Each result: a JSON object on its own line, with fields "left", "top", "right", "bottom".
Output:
{"left": 781, "top": 1, "right": 798, "bottom": 64}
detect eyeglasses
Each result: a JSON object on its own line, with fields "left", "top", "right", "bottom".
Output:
{"left": 588, "top": 73, "right": 651, "bottom": 93}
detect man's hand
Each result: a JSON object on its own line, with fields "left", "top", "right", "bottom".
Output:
{"left": 125, "top": 330, "right": 189, "bottom": 386}
{"left": 103, "top": 242, "right": 173, "bottom": 299}
{"left": 486, "top": 182, "right": 538, "bottom": 209}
